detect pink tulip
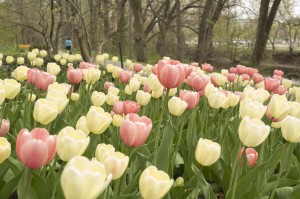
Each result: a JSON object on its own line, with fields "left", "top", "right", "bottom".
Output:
{"left": 210, "top": 75, "right": 218, "bottom": 86}
{"left": 0, "top": 119, "right": 10, "bottom": 137}
{"left": 273, "top": 69, "right": 284, "bottom": 77}
{"left": 189, "top": 75, "right": 209, "bottom": 91}
{"left": 16, "top": 128, "right": 56, "bottom": 169}
{"left": 198, "top": 89, "right": 206, "bottom": 97}
{"left": 230, "top": 67, "right": 237, "bottom": 74}
{"left": 79, "top": 61, "right": 96, "bottom": 69}
{"left": 264, "top": 78, "right": 280, "bottom": 92}
{"left": 113, "top": 101, "right": 124, "bottom": 115}
{"left": 151, "top": 66, "right": 157, "bottom": 75}
{"left": 191, "top": 62, "right": 199, "bottom": 67}
{"left": 246, "top": 67, "right": 258, "bottom": 77}
{"left": 119, "top": 70, "right": 132, "bottom": 83}
{"left": 156, "top": 60, "right": 185, "bottom": 88}
{"left": 252, "top": 73, "right": 264, "bottom": 84}
{"left": 143, "top": 84, "right": 151, "bottom": 93}
{"left": 227, "top": 73, "right": 236, "bottom": 82}
{"left": 201, "top": 63, "right": 214, "bottom": 73}
{"left": 273, "top": 85, "right": 286, "bottom": 95}
{"left": 236, "top": 65, "right": 247, "bottom": 74}
{"left": 272, "top": 75, "right": 282, "bottom": 81}
{"left": 67, "top": 67, "right": 83, "bottom": 84}
{"left": 185, "top": 65, "right": 193, "bottom": 78}
{"left": 123, "top": 101, "right": 140, "bottom": 115}
{"left": 234, "top": 91, "right": 243, "bottom": 100}
{"left": 265, "top": 106, "right": 282, "bottom": 122}
{"left": 239, "top": 147, "right": 258, "bottom": 168}
{"left": 120, "top": 114, "right": 152, "bottom": 147}
{"left": 179, "top": 90, "right": 200, "bottom": 110}
{"left": 242, "top": 74, "right": 250, "bottom": 81}
{"left": 104, "top": 82, "right": 114, "bottom": 91}
{"left": 27, "top": 68, "right": 55, "bottom": 91}
{"left": 134, "top": 63, "right": 143, "bottom": 72}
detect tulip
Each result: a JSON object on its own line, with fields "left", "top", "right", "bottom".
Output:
{"left": 282, "top": 78, "right": 293, "bottom": 89}
{"left": 60, "top": 59, "right": 67, "bottom": 65}
{"left": 39, "top": 50, "right": 47, "bottom": 58}
{"left": 76, "top": 116, "right": 90, "bottom": 136}
{"left": 106, "top": 93, "right": 119, "bottom": 105}
{"left": 195, "top": 138, "right": 221, "bottom": 166}
{"left": 112, "top": 56, "right": 118, "bottom": 62}
{"left": 239, "top": 98, "right": 267, "bottom": 119}
{"left": 57, "top": 127, "right": 90, "bottom": 161}
{"left": 11, "top": 66, "right": 29, "bottom": 82}
{"left": 95, "top": 144, "right": 129, "bottom": 180}
{"left": 252, "top": 73, "right": 264, "bottom": 84}
{"left": 17, "top": 57, "right": 25, "bottom": 65}
{"left": 139, "top": 166, "right": 173, "bottom": 199}
{"left": 266, "top": 94, "right": 291, "bottom": 121}
{"left": 207, "top": 91, "right": 227, "bottom": 109}
{"left": 123, "top": 100, "right": 140, "bottom": 115}
{"left": 91, "top": 91, "right": 106, "bottom": 107}
{"left": 48, "top": 83, "right": 71, "bottom": 95}
{"left": 28, "top": 93, "right": 36, "bottom": 102}
{"left": 236, "top": 65, "right": 247, "bottom": 74}
{"left": 227, "top": 92, "right": 240, "bottom": 107}
{"left": 125, "top": 85, "right": 133, "bottom": 96}
{"left": 210, "top": 73, "right": 227, "bottom": 86}
{"left": 246, "top": 67, "right": 258, "bottom": 77}
{"left": 156, "top": 60, "right": 185, "bottom": 88}
{"left": 264, "top": 78, "right": 280, "bottom": 92}
{"left": 60, "top": 156, "right": 112, "bottom": 199}
{"left": 113, "top": 101, "right": 124, "bottom": 115}
{"left": 104, "top": 81, "right": 114, "bottom": 91}
{"left": 134, "top": 63, "right": 143, "bottom": 72}
{"left": 189, "top": 75, "right": 209, "bottom": 91}
{"left": 201, "top": 63, "right": 214, "bottom": 72}
{"left": 239, "top": 147, "right": 258, "bottom": 167}
{"left": 120, "top": 113, "right": 152, "bottom": 147}
{"left": 27, "top": 69, "right": 55, "bottom": 91}
{"left": 129, "top": 78, "right": 140, "bottom": 92}
{"left": 47, "top": 63, "right": 61, "bottom": 75}
{"left": 74, "top": 54, "right": 82, "bottom": 61}
{"left": 281, "top": 115, "right": 300, "bottom": 143}
{"left": 227, "top": 73, "right": 236, "bottom": 82}
{"left": 83, "top": 68, "right": 101, "bottom": 84}
{"left": 68, "top": 55, "right": 75, "bottom": 63}
{"left": 273, "top": 85, "right": 286, "bottom": 95}
{"left": 46, "top": 92, "right": 69, "bottom": 114}
{"left": 238, "top": 116, "right": 270, "bottom": 147}
{"left": 0, "top": 82, "right": 5, "bottom": 105}
{"left": 136, "top": 90, "right": 151, "bottom": 106}
{"left": 16, "top": 128, "right": 56, "bottom": 169}
{"left": 0, "top": 119, "right": 10, "bottom": 137}
{"left": 35, "top": 58, "right": 44, "bottom": 67}
{"left": 70, "top": 93, "right": 79, "bottom": 102}
{"left": 108, "top": 86, "right": 120, "bottom": 95}
{"left": 273, "top": 69, "right": 284, "bottom": 77}
{"left": 119, "top": 70, "right": 132, "bottom": 83}
{"left": 168, "top": 97, "right": 187, "bottom": 116}
{"left": 86, "top": 106, "right": 112, "bottom": 134}
{"left": 96, "top": 55, "right": 105, "bottom": 65}
{"left": 112, "top": 114, "right": 124, "bottom": 127}
{"left": 151, "top": 87, "right": 164, "bottom": 98}
{"left": 0, "top": 137, "right": 11, "bottom": 163}
{"left": 79, "top": 61, "right": 96, "bottom": 69}
{"left": 54, "top": 54, "right": 61, "bottom": 62}
{"left": 33, "top": 98, "right": 59, "bottom": 125}
{"left": 4, "top": 79, "right": 21, "bottom": 99}
{"left": 289, "top": 101, "right": 300, "bottom": 119}
{"left": 5, "top": 56, "right": 14, "bottom": 64}
{"left": 179, "top": 90, "right": 199, "bottom": 110}
{"left": 147, "top": 74, "right": 162, "bottom": 91}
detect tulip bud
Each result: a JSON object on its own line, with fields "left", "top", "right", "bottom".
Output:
{"left": 0, "top": 137, "right": 11, "bottom": 163}
{"left": 239, "top": 147, "right": 258, "bottom": 167}
{"left": 5, "top": 56, "right": 14, "bottom": 64}
{"left": 281, "top": 115, "right": 300, "bottom": 143}
{"left": 0, "top": 119, "right": 10, "bottom": 137}
{"left": 174, "top": 177, "right": 184, "bottom": 187}
{"left": 168, "top": 97, "right": 187, "bottom": 116}
{"left": 239, "top": 116, "right": 270, "bottom": 147}
{"left": 70, "top": 93, "right": 80, "bottom": 102}
{"left": 195, "top": 138, "right": 221, "bottom": 166}
{"left": 17, "top": 57, "right": 24, "bottom": 65}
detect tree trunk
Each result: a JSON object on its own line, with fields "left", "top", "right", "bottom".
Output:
{"left": 250, "top": 0, "right": 282, "bottom": 66}
{"left": 175, "top": 0, "right": 185, "bottom": 60}
{"left": 75, "top": 26, "right": 90, "bottom": 62}
{"left": 129, "top": 0, "right": 147, "bottom": 62}
{"left": 156, "top": 22, "right": 167, "bottom": 57}
{"left": 197, "top": 0, "right": 214, "bottom": 64}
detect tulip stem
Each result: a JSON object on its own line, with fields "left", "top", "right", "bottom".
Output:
{"left": 228, "top": 142, "right": 242, "bottom": 198}
{"left": 18, "top": 168, "right": 33, "bottom": 199}
{"left": 153, "top": 89, "right": 169, "bottom": 165}
{"left": 51, "top": 163, "right": 64, "bottom": 199}
{"left": 113, "top": 178, "right": 121, "bottom": 199}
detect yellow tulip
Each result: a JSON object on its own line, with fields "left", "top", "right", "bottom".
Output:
{"left": 195, "top": 138, "right": 221, "bottom": 166}
{"left": 61, "top": 156, "right": 112, "bottom": 199}
{"left": 267, "top": 94, "right": 291, "bottom": 120}
{"left": 27, "top": 52, "right": 36, "bottom": 61}
{"left": 281, "top": 115, "right": 300, "bottom": 143}
{"left": 282, "top": 78, "right": 293, "bottom": 89}
{"left": 47, "top": 63, "right": 61, "bottom": 75}
{"left": 86, "top": 106, "right": 112, "bottom": 134}
{"left": 239, "top": 98, "right": 267, "bottom": 119}
{"left": 168, "top": 97, "right": 187, "bottom": 116}
{"left": 54, "top": 54, "right": 61, "bottom": 62}
{"left": 227, "top": 92, "right": 240, "bottom": 107}
{"left": 124, "top": 85, "right": 133, "bottom": 96}
{"left": 33, "top": 98, "right": 59, "bottom": 125}
{"left": 39, "top": 50, "right": 48, "bottom": 58}
{"left": 91, "top": 91, "right": 106, "bottom": 107}
{"left": 70, "top": 93, "right": 80, "bottom": 102}
{"left": 4, "top": 79, "right": 21, "bottom": 99}
{"left": 46, "top": 92, "right": 69, "bottom": 113}
{"left": 57, "top": 126, "right": 90, "bottom": 161}
{"left": 136, "top": 90, "right": 151, "bottom": 106}
{"left": 147, "top": 74, "right": 162, "bottom": 91}
{"left": 28, "top": 94, "right": 37, "bottom": 101}
{"left": 48, "top": 83, "right": 71, "bottom": 95}
{"left": 11, "top": 66, "right": 28, "bottom": 82}
{"left": 168, "top": 88, "right": 177, "bottom": 96}
{"left": 106, "top": 93, "right": 119, "bottom": 105}
{"left": 83, "top": 68, "right": 101, "bottom": 84}
{"left": 207, "top": 91, "right": 227, "bottom": 109}
{"left": 17, "top": 57, "right": 25, "bottom": 65}
{"left": 151, "top": 87, "right": 164, "bottom": 98}
{"left": 139, "top": 166, "right": 173, "bottom": 199}
{"left": 0, "top": 137, "right": 11, "bottom": 163}
{"left": 108, "top": 86, "right": 120, "bottom": 96}
{"left": 76, "top": 116, "right": 90, "bottom": 136}
{"left": 129, "top": 78, "right": 140, "bottom": 92}
{"left": 112, "top": 114, "right": 124, "bottom": 127}
{"left": 0, "top": 82, "right": 5, "bottom": 105}
{"left": 5, "top": 56, "right": 14, "bottom": 64}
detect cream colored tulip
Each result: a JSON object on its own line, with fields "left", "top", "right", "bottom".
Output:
{"left": 91, "top": 91, "right": 106, "bottom": 107}
{"left": 289, "top": 101, "right": 300, "bottom": 119}
{"left": 46, "top": 92, "right": 69, "bottom": 113}
{"left": 35, "top": 58, "right": 44, "bottom": 67}
{"left": 62, "top": 53, "right": 69, "bottom": 60}
{"left": 47, "top": 63, "right": 61, "bottom": 75}
{"left": 125, "top": 85, "right": 133, "bottom": 96}
{"left": 54, "top": 54, "right": 61, "bottom": 62}
{"left": 112, "top": 114, "right": 124, "bottom": 127}
{"left": 227, "top": 92, "right": 240, "bottom": 107}
{"left": 195, "top": 138, "right": 221, "bottom": 166}
{"left": 112, "top": 56, "right": 118, "bottom": 62}
{"left": 5, "top": 56, "right": 14, "bottom": 64}
{"left": 102, "top": 53, "right": 109, "bottom": 60}
{"left": 139, "top": 166, "right": 173, "bottom": 199}
{"left": 27, "top": 52, "right": 36, "bottom": 61}
{"left": 106, "top": 93, "right": 119, "bottom": 105}
{"left": 61, "top": 156, "right": 112, "bottom": 199}
{"left": 0, "top": 137, "right": 11, "bottom": 163}
{"left": 17, "top": 57, "right": 24, "bottom": 65}
{"left": 136, "top": 90, "right": 151, "bottom": 106}
{"left": 96, "top": 55, "right": 105, "bottom": 65}
{"left": 4, "top": 79, "right": 21, "bottom": 99}
{"left": 129, "top": 78, "right": 140, "bottom": 92}
{"left": 32, "top": 48, "right": 39, "bottom": 55}
{"left": 238, "top": 116, "right": 270, "bottom": 147}
{"left": 33, "top": 98, "right": 59, "bottom": 125}
{"left": 11, "top": 66, "right": 28, "bottom": 82}
{"left": 74, "top": 54, "right": 82, "bottom": 61}
{"left": 39, "top": 50, "right": 47, "bottom": 57}
{"left": 0, "top": 82, "right": 5, "bottom": 105}
{"left": 208, "top": 91, "right": 227, "bottom": 109}
{"left": 70, "top": 93, "right": 80, "bottom": 102}
{"left": 151, "top": 87, "right": 164, "bottom": 98}
{"left": 48, "top": 83, "right": 71, "bottom": 95}
{"left": 147, "top": 74, "right": 162, "bottom": 91}
{"left": 168, "top": 88, "right": 177, "bottom": 96}
{"left": 108, "top": 86, "right": 120, "bottom": 95}
{"left": 282, "top": 78, "right": 293, "bottom": 89}
{"left": 86, "top": 106, "right": 112, "bottom": 134}
{"left": 280, "top": 116, "right": 300, "bottom": 143}
{"left": 239, "top": 98, "right": 267, "bottom": 119}
{"left": 57, "top": 127, "right": 90, "bottom": 161}
{"left": 168, "top": 97, "right": 187, "bottom": 116}
{"left": 95, "top": 143, "right": 115, "bottom": 163}
{"left": 28, "top": 94, "right": 37, "bottom": 101}
{"left": 60, "top": 59, "right": 67, "bottom": 66}
{"left": 83, "top": 68, "right": 101, "bottom": 84}
{"left": 76, "top": 116, "right": 90, "bottom": 136}
{"left": 267, "top": 94, "right": 291, "bottom": 120}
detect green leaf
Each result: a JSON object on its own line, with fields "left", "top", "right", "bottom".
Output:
{"left": 275, "top": 187, "right": 293, "bottom": 199}
{"left": 7, "top": 156, "right": 24, "bottom": 175}
{"left": 31, "top": 172, "right": 49, "bottom": 199}
{"left": 156, "top": 121, "right": 174, "bottom": 172}
{"left": 0, "top": 170, "right": 23, "bottom": 198}
{"left": 290, "top": 184, "right": 300, "bottom": 199}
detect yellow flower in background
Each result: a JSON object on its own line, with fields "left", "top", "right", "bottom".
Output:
{"left": 125, "top": 85, "right": 133, "bottom": 96}
{"left": 47, "top": 63, "right": 61, "bottom": 75}
{"left": 60, "top": 156, "right": 112, "bottom": 199}
{"left": 139, "top": 166, "right": 173, "bottom": 199}
{"left": 0, "top": 137, "right": 11, "bottom": 163}
{"left": 282, "top": 79, "right": 293, "bottom": 89}
{"left": 27, "top": 52, "right": 36, "bottom": 61}
{"left": 208, "top": 91, "right": 227, "bottom": 109}
{"left": 0, "top": 82, "right": 5, "bottom": 105}
{"left": 195, "top": 138, "right": 221, "bottom": 166}
{"left": 35, "top": 58, "right": 44, "bottom": 67}
{"left": 60, "top": 59, "right": 67, "bottom": 66}
{"left": 33, "top": 98, "right": 59, "bottom": 125}
{"left": 39, "top": 50, "right": 48, "bottom": 58}
{"left": 108, "top": 86, "right": 120, "bottom": 96}
{"left": 151, "top": 87, "right": 164, "bottom": 98}
{"left": 168, "top": 88, "right": 177, "bottom": 96}
{"left": 168, "top": 97, "right": 187, "bottom": 116}
{"left": 17, "top": 57, "right": 24, "bottom": 65}
{"left": 57, "top": 126, "right": 90, "bottom": 162}
{"left": 129, "top": 78, "right": 141, "bottom": 92}
{"left": 96, "top": 55, "right": 105, "bottom": 65}
{"left": 267, "top": 94, "right": 291, "bottom": 120}
{"left": 86, "top": 106, "right": 112, "bottom": 134}
{"left": 5, "top": 56, "right": 14, "bottom": 64}
{"left": 11, "top": 66, "right": 28, "bottom": 82}
{"left": 48, "top": 82, "right": 71, "bottom": 95}
{"left": 112, "top": 56, "right": 118, "bottom": 62}
{"left": 147, "top": 74, "right": 162, "bottom": 91}
{"left": 54, "top": 54, "right": 61, "bottom": 62}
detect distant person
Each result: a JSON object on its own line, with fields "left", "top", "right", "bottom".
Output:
{"left": 65, "top": 37, "right": 72, "bottom": 54}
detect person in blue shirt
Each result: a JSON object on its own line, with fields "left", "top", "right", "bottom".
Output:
{"left": 65, "top": 38, "right": 72, "bottom": 54}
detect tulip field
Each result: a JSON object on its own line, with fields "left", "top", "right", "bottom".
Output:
{"left": 0, "top": 49, "right": 300, "bottom": 199}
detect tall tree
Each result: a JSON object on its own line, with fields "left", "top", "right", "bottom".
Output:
{"left": 250, "top": 0, "right": 282, "bottom": 66}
